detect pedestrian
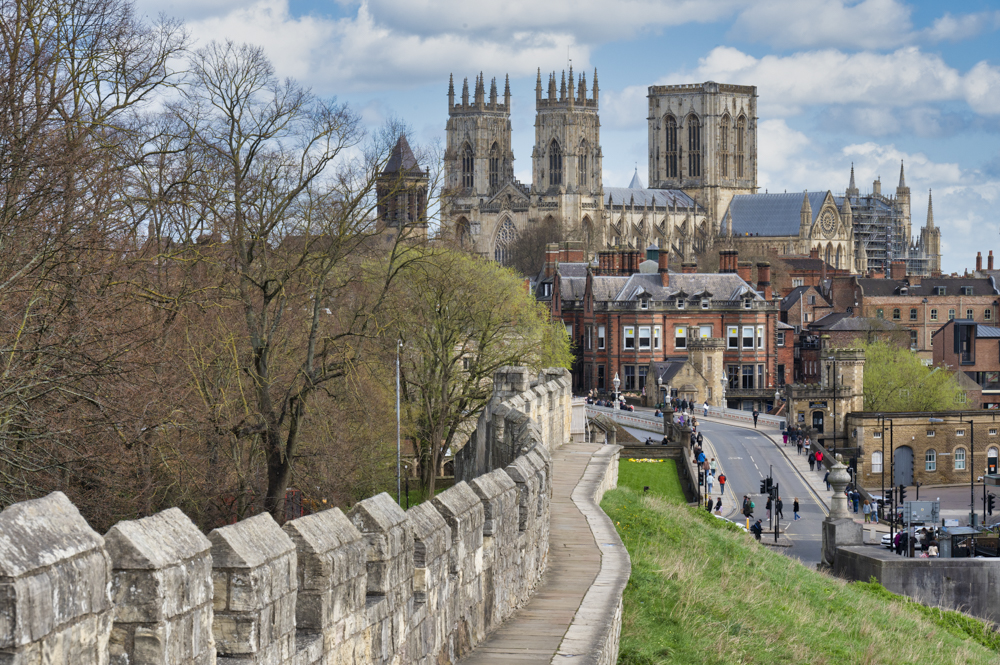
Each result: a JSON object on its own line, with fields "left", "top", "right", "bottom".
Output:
{"left": 706, "top": 498, "right": 713, "bottom": 513}
{"left": 894, "top": 531, "right": 903, "bottom": 555}
{"left": 793, "top": 498, "right": 801, "bottom": 520}
{"left": 718, "top": 473, "right": 726, "bottom": 494}
{"left": 750, "top": 519, "right": 763, "bottom": 541}
{"left": 703, "top": 402, "right": 709, "bottom": 417}
{"left": 852, "top": 491, "right": 861, "bottom": 513}
{"left": 872, "top": 502, "right": 879, "bottom": 524}
{"left": 714, "top": 497, "right": 722, "bottom": 513}
{"left": 709, "top": 458, "right": 717, "bottom": 476}
{"left": 823, "top": 471, "right": 831, "bottom": 491}
{"left": 765, "top": 495, "right": 772, "bottom": 521}
{"left": 706, "top": 474, "right": 714, "bottom": 494}
{"left": 696, "top": 450, "right": 706, "bottom": 465}
{"left": 803, "top": 438, "right": 811, "bottom": 456}
{"left": 775, "top": 496, "right": 784, "bottom": 520}
{"left": 696, "top": 431, "right": 704, "bottom": 447}
{"left": 808, "top": 452, "right": 816, "bottom": 471}
{"left": 815, "top": 450, "right": 823, "bottom": 465}
{"left": 928, "top": 538, "right": 939, "bottom": 557}
{"left": 752, "top": 409, "right": 759, "bottom": 428}
{"left": 796, "top": 438, "right": 803, "bottom": 455}
{"left": 863, "top": 500, "right": 871, "bottom": 523}
{"left": 782, "top": 430, "right": 788, "bottom": 445}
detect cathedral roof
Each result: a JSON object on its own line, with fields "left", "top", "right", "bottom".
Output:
{"left": 604, "top": 187, "right": 698, "bottom": 209}
{"left": 728, "top": 191, "right": 828, "bottom": 237}
{"left": 628, "top": 169, "right": 645, "bottom": 189}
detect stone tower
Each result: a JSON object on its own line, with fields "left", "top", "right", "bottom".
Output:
{"left": 531, "top": 67, "right": 602, "bottom": 197}
{"left": 646, "top": 81, "right": 758, "bottom": 229}
{"left": 376, "top": 135, "right": 428, "bottom": 240}
{"left": 922, "top": 190, "right": 942, "bottom": 275}
{"left": 444, "top": 73, "right": 515, "bottom": 198}
{"left": 896, "top": 161, "right": 911, "bottom": 245}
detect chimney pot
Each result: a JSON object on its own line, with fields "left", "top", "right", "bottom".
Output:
{"left": 737, "top": 261, "right": 753, "bottom": 283}
{"left": 890, "top": 260, "right": 906, "bottom": 281}
{"left": 977, "top": 251, "right": 983, "bottom": 272}
{"left": 990, "top": 251, "right": 995, "bottom": 271}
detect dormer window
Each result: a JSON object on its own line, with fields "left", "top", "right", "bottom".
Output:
{"left": 961, "top": 286, "right": 974, "bottom": 296}
{"left": 640, "top": 298, "right": 649, "bottom": 310}
{"left": 743, "top": 299, "right": 752, "bottom": 309}
{"left": 899, "top": 287, "right": 908, "bottom": 295}
{"left": 541, "top": 283, "right": 552, "bottom": 297}
{"left": 677, "top": 298, "right": 685, "bottom": 309}
{"left": 934, "top": 286, "right": 946, "bottom": 296}
{"left": 701, "top": 299, "right": 710, "bottom": 309}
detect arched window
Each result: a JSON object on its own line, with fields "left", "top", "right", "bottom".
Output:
{"left": 736, "top": 115, "right": 747, "bottom": 178}
{"left": 892, "top": 308, "right": 901, "bottom": 320}
{"left": 825, "top": 245, "right": 832, "bottom": 265}
{"left": 494, "top": 218, "right": 517, "bottom": 264}
{"left": 456, "top": 217, "right": 471, "bottom": 248}
{"left": 687, "top": 114, "right": 701, "bottom": 177}
{"left": 664, "top": 115, "right": 678, "bottom": 179}
{"left": 955, "top": 447, "right": 966, "bottom": 470}
{"left": 578, "top": 140, "right": 589, "bottom": 189}
{"left": 461, "top": 144, "right": 474, "bottom": 189}
{"left": 925, "top": 449, "right": 937, "bottom": 472}
{"left": 489, "top": 142, "right": 500, "bottom": 193}
{"left": 872, "top": 451, "right": 883, "bottom": 473}
{"left": 549, "top": 140, "right": 563, "bottom": 186}
{"left": 719, "top": 115, "right": 730, "bottom": 178}
{"left": 836, "top": 245, "right": 842, "bottom": 269}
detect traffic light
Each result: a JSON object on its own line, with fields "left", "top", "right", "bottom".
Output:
{"left": 884, "top": 489, "right": 893, "bottom": 502}
{"left": 898, "top": 485, "right": 907, "bottom": 503}
{"left": 760, "top": 479, "right": 767, "bottom": 493}
{"left": 989, "top": 493, "right": 996, "bottom": 516}
{"left": 698, "top": 471, "right": 704, "bottom": 487}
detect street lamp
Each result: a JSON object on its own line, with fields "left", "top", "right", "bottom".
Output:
{"left": 878, "top": 414, "right": 895, "bottom": 545}
{"left": 721, "top": 371, "right": 728, "bottom": 415}
{"left": 657, "top": 375, "right": 663, "bottom": 407}
{"left": 613, "top": 372, "right": 621, "bottom": 407}
{"left": 931, "top": 416, "right": 976, "bottom": 526}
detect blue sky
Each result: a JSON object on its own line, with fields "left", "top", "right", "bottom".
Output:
{"left": 143, "top": 0, "right": 1000, "bottom": 274}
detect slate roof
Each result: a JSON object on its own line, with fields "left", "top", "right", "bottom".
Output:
{"left": 586, "top": 272, "right": 758, "bottom": 302}
{"left": 780, "top": 256, "right": 836, "bottom": 273}
{"left": 857, "top": 277, "right": 1000, "bottom": 297}
{"left": 728, "top": 191, "right": 828, "bottom": 237}
{"left": 810, "top": 312, "right": 852, "bottom": 329}
{"left": 383, "top": 135, "right": 423, "bottom": 175}
{"left": 604, "top": 187, "right": 698, "bottom": 209}
{"left": 781, "top": 285, "right": 830, "bottom": 310}
{"left": 976, "top": 324, "right": 1000, "bottom": 338}
{"left": 811, "top": 315, "right": 908, "bottom": 332}
{"left": 650, "top": 359, "right": 689, "bottom": 386}
{"left": 777, "top": 321, "right": 795, "bottom": 330}
{"left": 557, "top": 262, "right": 589, "bottom": 278}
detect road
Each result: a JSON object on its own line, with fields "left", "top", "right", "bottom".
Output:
{"left": 624, "top": 417, "right": 828, "bottom": 567}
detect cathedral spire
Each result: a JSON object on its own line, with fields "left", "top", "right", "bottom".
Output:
{"left": 926, "top": 189, "right": 934, "bottom": 229}
{"left": 475, "top": 73, "right": 485, "bottom": 106}
{"left": 849, "top": 163, "right": 856, "bottom": 190}
{"left": 448, "top": 74, "right": 454, "bottom": 107}
{"left": 801, "top": 191, "right": 812, "bottom": 214}
{"left": 568, "top": 65, "right": 575, "bottom": 107}
{"left": 504, "top": 74, "right": 511, "bottom": 107}
{"left": 461, "top": 77, "right": 469, "bottom": 106}
{"left": 579, "top": 72, "right": 587, "bottom": 103}
{"left": 489, "top": 77, "right": 497, "bottom": 106}
{"left": 548, "top": 72, "right": 557, "bottom": 100}
{"left": 560, "top": 70, "right": 566, "bottom": 101}
{"left": 536, "top": 68, "right": 542, "bottom": 102}
{"left": 898, "top": 160, "right": 906, "bottom": 189}
{"left": 593, "top": 68, "right": 599, "bottom": 104}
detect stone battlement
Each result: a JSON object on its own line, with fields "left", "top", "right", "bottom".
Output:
{"left": 0, "top": 367, "right": 574, "bottom": 664}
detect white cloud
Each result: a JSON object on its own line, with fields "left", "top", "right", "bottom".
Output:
{"left": 923, "top": 11, "right": 1000, "bottom": 43}
{"left": 670, "top": 46, "right": 1000, "bottom": 119}
{"left": 730, "top": 0, "right": 913, "bottom": 50}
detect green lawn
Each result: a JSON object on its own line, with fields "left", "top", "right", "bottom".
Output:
{"left": 604, "top": 461, "right": 1000, "bottom": 665}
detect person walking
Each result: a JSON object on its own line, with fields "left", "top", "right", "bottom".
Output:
{"left": 718, "top": 473, "right": 727, "bottom": 495}
{"left": 703, "top": 402, "right": 709, "bottom": 417}
{"left": 815, "top": 449, "right": 823, "bottom": 465}
{"left": 752, "top": 409, "right": 759, "bottom": 428}
{"left": 793, "top": 498, "right": 801, "bottom": 520}
{"left": 782, "top": 430, "right": 788, "bottom": 445}
{"left": 796, "top": 438, "right": 803, "bottom": 455}
{"left": 709, "top": 458, "right": 717, "bottom": 476}
{"left": 862, "top": 500, "right": 872, "bottom": 523}
{"left": 696, "top": 431, "right": 704, "bottom": 447}
{"left": 775, "top": 496, "right": 784, "bottom": 520}
{"left": 765, "top": 495, "right": 772, "bottom": 521}
{"left": 823, "top": 471, "right": 831, "bottom": 491}
{"left": 852, "top": 491, "right": 861, "bottom": 514}
{"left": 750, "top": 519, "right": 763, "bottom": 541}
{"left": 705, "top": 473, "right": 714, "bottom": 495}
{"left": 803, "top": 437, "right": 811, "bottom": 456}
{"left": 714, "top": 497, "right": 723, "bottom": 514}
{"left": 808, "top": 452, "right": 816, "bottom": 471}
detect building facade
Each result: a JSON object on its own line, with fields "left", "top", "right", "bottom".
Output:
{"left": 933, "top": 319, "right": 1000, "bottom": 409}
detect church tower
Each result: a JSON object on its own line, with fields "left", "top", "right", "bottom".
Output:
{"left": 922, "top": 190, "right": 942, "bottom": 275}
{"left": 531, "top": 67, "right": 602, "bottom": 197}
{"left": 896, "top": 161, "right": 911, "bottom": 245}
{"left": 376, "top": 135, "right": 428, "bottom": 240}
{"left": 444, "top": 73, "right": 515, "bottom": 198}
{"left": 646, "top": 81, "right": 757, "bottom": 229}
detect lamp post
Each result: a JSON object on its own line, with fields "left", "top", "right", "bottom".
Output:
{"left": 721, "top": 371, "right": 728, "bottom": 416}
{"left": 657, "top": 376, "right": 663, "bottom": 408}
{"left": 931, "top": 416, "right": 976, "bottom": 526}
{"left": 613, "top": 372, "right": 621, "bottom": 407}
{"left": 877, "top": 414, "right": 895, "bottom": 544}
{"left": 396, "top": 339, "right": 402, "bottom": 506}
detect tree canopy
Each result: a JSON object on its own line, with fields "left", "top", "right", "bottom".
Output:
{"left": 859, "top": 340, "right": 964, "bottom": 412}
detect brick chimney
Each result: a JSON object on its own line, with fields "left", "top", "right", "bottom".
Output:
{"left": 890, "top": 260, "right": 906, "bottom": 281}
{"left": 737, "top": 261, "right": 753, "bottom": 283}
{"left": 756, "top": 261, "right": 772, "bottom": 300}
{"left": 810, "top": 247, "right": 819, "bottom": 260}
{"left": 977, "top": 251, "right": 983, "bottom": 272}
{"left": 659, "top": 248, "right": 670, "bottom": 287}
{"left": 990, "top": 251, "right": 995, "bottom": 271}
{"left": 719, "top": 249, "right": 738, "bottom": 274}
{"left": 544, "top": 243, "right": 559, "bottom": 278}
{"left": 682, "top": 262, "right": 698, "bottom": 274}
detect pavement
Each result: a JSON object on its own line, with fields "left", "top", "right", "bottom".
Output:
{"left": 459, "top": 441, "right": 614, "bottom": 664}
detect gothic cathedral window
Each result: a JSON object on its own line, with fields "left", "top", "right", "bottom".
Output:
{"left": 489, "top": 142, "right": 500, "bottom": 193}
{"left": 687, "top": 115, "right": 701, "bottom": 178}
{"left": 462, "top": 144, "right": 474, "bottom": 189}
{"left": 736, "top": 116, "right": 746, "bottom": 179}
{"left": 494, "top": 218, "right": 517, "bottom": 264}
{"left": 549, "top": 140, "right": 563, "bottom": 186}
{"left": 664, "top": 116, "right": 678, "bottom": 179}
{"left": 579, "top": 140, "right": 589, "bottom": 189}
{"left": 720, "top": 115, "right": 730, "bottom": 178}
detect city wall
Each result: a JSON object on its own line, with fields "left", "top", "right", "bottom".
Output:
{"left": 0, "top": 367, "right": 612, "bottom": 665}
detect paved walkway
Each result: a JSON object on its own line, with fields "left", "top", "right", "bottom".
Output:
{"left": 460, "top": 442, "right": 606, "bottom": 664}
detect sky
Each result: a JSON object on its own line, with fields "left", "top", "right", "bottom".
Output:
{"left": 139, "top": 0, "right": 1000, "bottom": 275}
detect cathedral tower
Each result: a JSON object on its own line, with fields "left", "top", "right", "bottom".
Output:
{"left": 896, "top": 161, "right": 911, "bottom": 245}
{"left": 444, "top": 73, "right": 515, "bottom": 198}
{"left": 376, "top": 135, "right": 428, "bottom": 240}
{"left": 922, "top": 190, "right": 942, "bottom": 275}
{"left": 647, "top": 81, "right": 757, "bottom": 228}
{"left": 531, "top": 67, "right": 602, "bottom": 197}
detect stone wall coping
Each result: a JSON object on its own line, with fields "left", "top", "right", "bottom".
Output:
{"left": 348, "top": 491, "right": 408, "bottom": 534}
{"left": 0, "top": 491, "right": 105, "bottom": 578}
{"left": 105, "top": 507, "right": 211, "bottom": 570}
{"left": 406, "top": 503, "right": 451, "bottom": 567}
{"left": 431, "top": 482, "right": 484, "bottom": 522}
{"left": 505, "top": 456, "right": 535, "bottom": 484}
{"left": 209, "top": 512, "right": 294, "bottom": 569}
{"left": 469, "top": 469, "right": 517, "bottom": 503}
{"left": 282, "top": 506, "right": 361, "bottom": 557}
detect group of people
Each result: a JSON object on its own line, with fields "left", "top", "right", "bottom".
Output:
{"left": 783, "top": 426, "right": 812, "bottom": 457}
{"left": 894, "top": 528, "right": 940, "bottom": 557}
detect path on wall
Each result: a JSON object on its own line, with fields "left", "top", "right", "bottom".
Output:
{"left": 460, "top": 441, "right": 604, "bottom": 664}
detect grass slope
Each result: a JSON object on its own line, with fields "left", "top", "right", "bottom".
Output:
{"left": 603, "top": 461, "right": 1000, "bottom": 665}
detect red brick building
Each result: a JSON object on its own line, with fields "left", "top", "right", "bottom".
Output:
{"left": 933, "top": 319, "right": 1000, "bottom": 409}
{"left": 540, "top": 247, "right": 783, "bottom": 412}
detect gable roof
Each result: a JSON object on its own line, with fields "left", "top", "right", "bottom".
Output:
{"left": 728, "top": 191, "right": 828, "bottom": 237}
{"left": 628, "top": 169, "right": 645, "bottom": 189}
{"left": 781, "top": 285, "right": 830, "bottom": 310}
{"left": 383, "top": 135, "right": 423, "bottom": 175}
{"left": 604, "top": 187, "right": 698, "bottom": 209}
